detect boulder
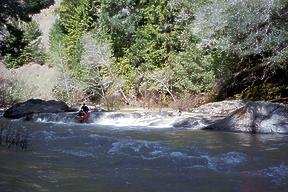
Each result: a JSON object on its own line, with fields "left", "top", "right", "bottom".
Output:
{"left": 3, "top": 99, "right": 69, "bottom": 119}
{"left": 204, "top": 101, "right": 288, "bottom": 134}
{"left": 173, "top": 116, "right": 224, "bottom": 130}
{"left": 191, "top": 100, "right": 246, "bottom": 116}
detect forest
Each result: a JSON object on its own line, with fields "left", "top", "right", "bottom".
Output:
{"left": 1, "top": 0, "right": 288, "bottom": 110}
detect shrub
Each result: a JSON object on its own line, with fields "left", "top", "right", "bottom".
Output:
{"left": 0, "top": 78, "right": 36, "bottom": 107}
{"left": 101, "top": 94, "right": 124, "bottom": 111}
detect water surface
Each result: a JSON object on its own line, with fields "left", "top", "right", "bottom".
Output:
{"left": 0, "top": 116, "right": 287, "bottom": 192}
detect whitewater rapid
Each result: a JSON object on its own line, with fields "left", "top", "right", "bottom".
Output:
{"left": 0, "top": 112, "right": 288, "bottom": 192}
{"left": 28, "top": 111, "right": 222, "bottom": 130}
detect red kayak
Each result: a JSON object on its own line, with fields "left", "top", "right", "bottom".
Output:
{"left": 77, "top": 112, "right": 90, "bottom": 122}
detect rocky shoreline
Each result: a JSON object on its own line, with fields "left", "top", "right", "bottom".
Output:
{"left": 204, "top": 101, "right": 288, "bottom": 134}
{"left": 1, "top": 99, "right": 288, "bottom": 134}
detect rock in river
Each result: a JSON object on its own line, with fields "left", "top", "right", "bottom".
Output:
{"left": 3, "top": 99, "right": 69, "bottom": 119}
{"left": 204, "top": 101, "right": 288, "bottom": 134}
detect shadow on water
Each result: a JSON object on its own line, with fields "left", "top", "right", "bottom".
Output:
{"left": 0, "top": 118, "right": 29, "bottom": 150}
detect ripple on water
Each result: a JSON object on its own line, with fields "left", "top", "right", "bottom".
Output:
{"left": 201, "top": 152, "right": 248, "bottom": 172}
{"left": 108, "top": 140, "right": 170, "bottom": 160}
{"left": 107, "top": 139, "right": 249, "bottom": 174}
{"left": 245, "top": 164, "right": 288, "bottom": 185}
{"left": 31, "top": 131, "right": 57, "bottom": 141}
{"left": 108, "top": 140, "right": 200, "bottom": 160}
{"left": 51, "top": 149, "right": 96, "bottom": 158}
{"left": 219, "top": 152, "right": 248, "bottom": 165}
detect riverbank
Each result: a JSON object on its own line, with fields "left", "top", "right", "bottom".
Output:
{"left": 2, "top": 99, "right": 288, "bottom": 134}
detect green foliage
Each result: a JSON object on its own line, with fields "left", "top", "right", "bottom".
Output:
{"left": 58, "top": 0, "right": 96, "bottom": 76}
{"left": 23, "top": 21, "right": 42, "bottom": 42}
{"left": 52, "top": 0, "right": 221, "bottom": 103}
{"left": 47, "top": 20, "right": 65, "bottom": 65}
{"left": 59, "top": 0, "right": 93, "bottom": 45}
{"left": 47, "top": 0, "right": 94, "bottom": 103}
{"left": 48, "top": 20, "right": 73, "bottom": 102}
{"left": 114, "top": 57, "right": 136, "bottom": 92}
{"left": 170, "top": 44, "right": 215, "bottom": 93}
{"left": 0, "top": 0, "right": 54, "bottom": 25}
{"left": 3, "top": 21, "right": 44, "bottom": 68}
{"left": 0, "top": 0, "right": 29, "bottom": 26}
{"left": 241, "top": 83, "right": 285, "bottom": 101}
{"left": 2, "top": 22, "right": 27, "bottom": 68}
{"left": 21, "top": 21, "right": 45, "bottom": 64}
{"left": 193, "top": 0, "right": 288, "bottom": 70}
{"left": 191, "top": 0, "right": 288, "bottom": 100}
{"left": 46, "top": 0, "right": 288, "bottom": 103}
{"left": 127, "top": 0, "right": 183, "bottom": 70}
{"left": 93, "top": 0, "right": 215, "bottom": 100}
{"left": 0, "top": 0, "right": 47, "bottom": 68}
{"left": 23, "top": 0, "right": 55, "bottom": 14}
{"left": 1, "top": 22, "right": 26, "bottom": 58}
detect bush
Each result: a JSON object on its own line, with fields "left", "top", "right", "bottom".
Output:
{"left": 0, "top": 78, "right": 16, "bottom": 107}
{"left": 0, "top": 78, "right": 36, "bottom": 107}
{"left": 101, "top": 94, "right": 124, "bottom": 111}
{"left": 169, "top": 92, "right": 211, "bottom": 111}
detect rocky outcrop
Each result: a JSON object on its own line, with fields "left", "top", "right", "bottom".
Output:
{"left": 191, "top": 100, "right": 246, "bottom": 116}
{"left": 3, "top": 99, "right": 69, "bottom": 119}
{"left": 172, "top": 115, "right": 224, "bottom": 130}
{"left": 171, "top": 100, "right": 245, "bottom": 130}
{"left": 204, "top": 101, "right": 288, "bottom": 134}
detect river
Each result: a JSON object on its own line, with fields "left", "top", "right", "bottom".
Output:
{"left": 0, "top": 112, "right": 288, "bottom": 192}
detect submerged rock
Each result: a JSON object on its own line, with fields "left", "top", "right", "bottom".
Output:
{"left": 204, "top": 101, "right": 288, "bottom": 133}
{"left": 3, "top": 99, "right": 69, "bottom": 119}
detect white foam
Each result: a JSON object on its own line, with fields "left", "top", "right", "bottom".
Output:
{"left": 219, "top": 152, "right": 247, "bottom": 165}
{"left": 95, "top": 113, "right": 176, "bottom": 128}
{"left": 52, "top": 149, "right": 95, "bottom": 158}
{"left": 170, "top": 152, "right": 193, "bottom": 159}
{"left": 25, "top": 111, "right": 214, "bottom": 130}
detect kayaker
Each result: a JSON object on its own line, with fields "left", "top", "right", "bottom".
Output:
{"left": 80, "top": 103, "right": 89, "bottom": 114}
{"left": 77, "top": 103, "right": 90, "bottom": 122}
{"left": 78, "top": 109, "right": 86, "bottom": 117}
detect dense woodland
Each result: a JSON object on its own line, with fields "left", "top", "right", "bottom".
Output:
{"left": 1, "top": 0, "right": 288, "bottom": 110}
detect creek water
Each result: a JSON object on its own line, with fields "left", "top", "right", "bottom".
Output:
{"left": 0, "top": 112, "right": 288, "bottom": 192}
